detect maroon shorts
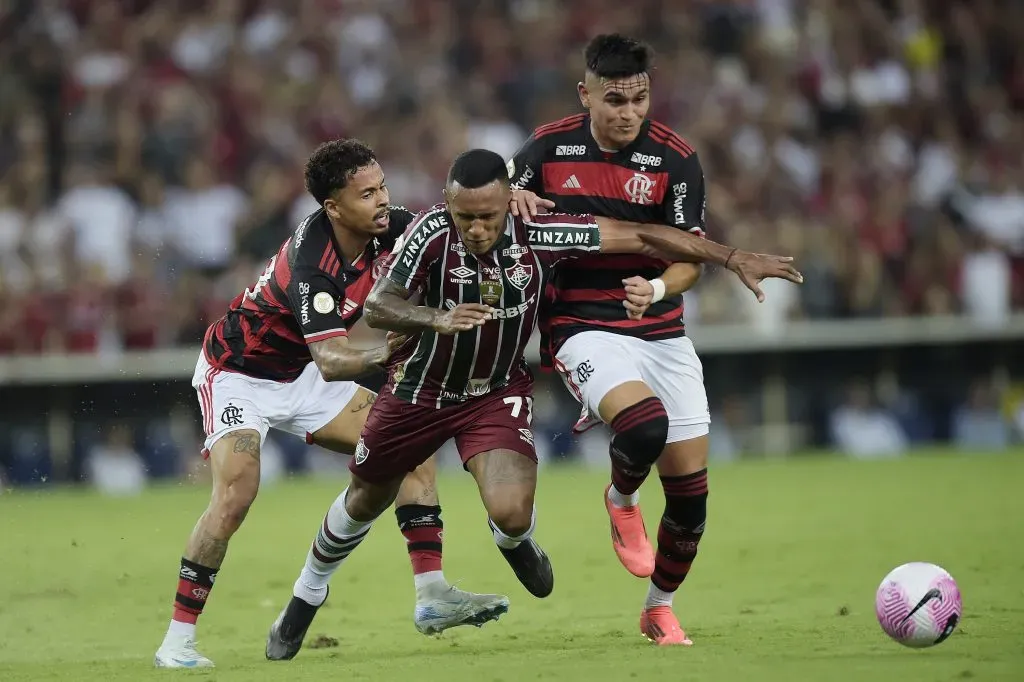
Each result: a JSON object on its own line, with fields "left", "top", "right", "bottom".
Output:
{"left": 349, "top": 373, "right": 537, "bottom": 484}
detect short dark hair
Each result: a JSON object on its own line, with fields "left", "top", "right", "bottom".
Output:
{"left": 446, "top": 149, "right": 510, "bottom": 190}
{"left": 584, "top": 33, "right": 653, "bottom": 79}
{"left": 304, "top": 139, "right": 377, "bottom": 204}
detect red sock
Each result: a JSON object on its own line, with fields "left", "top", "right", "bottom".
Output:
{"left": 395, "top": 504, "right": 443, "bottom": 575}
{"left": 173, "top": 558, "right": 218, "bottom": 624}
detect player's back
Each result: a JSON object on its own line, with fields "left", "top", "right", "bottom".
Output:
{"left": 508, "top": 115, "right": 706, "bottom": 360}
{"left": 203, "top": 207, "right": 413, "bottom": 382}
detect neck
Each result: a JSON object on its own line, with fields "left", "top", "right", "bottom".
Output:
{"left": 330, "top": 219, "right": 373, "bottom": 263}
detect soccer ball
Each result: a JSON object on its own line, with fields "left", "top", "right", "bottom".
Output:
{"left": 875, "top": 562, "right": 961, "bottom": 648}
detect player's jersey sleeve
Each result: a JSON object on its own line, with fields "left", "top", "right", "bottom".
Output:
{"left": 662, "top": 151, "right": 707, "bottom": 236}
{"left": 385, "top": 205, "right": 416, "bottom": 242}
{"left": 383, "top": 207, "right": 448, "bottom": 291}
{"left": 524, "top": 213, "right": 602, "bottom": 267}
{"left": 285, "top": 256, "right": 348, "bottom": 344}
{"left": 507, "top": 134, "right": 546, "bottom": 193}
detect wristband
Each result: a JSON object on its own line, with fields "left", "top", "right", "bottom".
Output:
{"left": 648, "top": 277, "right": 666, "bottom": 304}
{"left": 724, "top": 248, "right": 738, "bottom": 269}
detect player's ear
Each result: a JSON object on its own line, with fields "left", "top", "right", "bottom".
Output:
{"left": 578, "top": 81, "right": 590, "bottom": 109}
{"left": 322, "top": 198, "right": 339, "bottom": 220}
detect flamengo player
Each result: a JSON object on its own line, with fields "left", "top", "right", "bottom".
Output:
{"left": 508, "top": 34, "right": 749, "bottom": 645}
{"left": 154, "top": 140, "right": 506, "bottom": 669}
{"left": 265, "top": 149, "right": 801, "bottom": 657}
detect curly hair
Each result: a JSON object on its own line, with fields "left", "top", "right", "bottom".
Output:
{"left": 303, "top": 139, "right": 378, "bottom": 204}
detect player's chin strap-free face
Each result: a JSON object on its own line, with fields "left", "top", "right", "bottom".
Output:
{"left": 578, "top": 72, "right": 652, "bottom": 148}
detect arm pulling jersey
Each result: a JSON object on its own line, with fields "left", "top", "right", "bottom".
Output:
{"left": 508, "top": 115, "right": 706, "bottom": 367}
{"left": 202, "top": 207, "right": 414, "bottom": 382}
{"left": 381, "top": 205, "right": 601, "bottom": 408}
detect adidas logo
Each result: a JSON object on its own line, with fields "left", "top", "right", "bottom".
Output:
{"left": 561, "top": 175, "right": 581, "bottom": 189}
{"left": 342, "top": 298, "right": 358, "bottom": 316}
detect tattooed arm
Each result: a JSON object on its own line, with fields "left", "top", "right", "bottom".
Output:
{"left": 308, "top": 336, "right": 389, "bottom": 381}
{"left": 364, "top": 276, "right": 491, "bottom": 335}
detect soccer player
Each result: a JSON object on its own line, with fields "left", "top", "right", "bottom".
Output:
{"left": 506, "top": 33, "right": 747, "bottom": 644}
{"left": 154, "top": 140, "right": 508, "bottom": 669}
{"left": 265, "top": 148, "right": 801, "bottom": 658}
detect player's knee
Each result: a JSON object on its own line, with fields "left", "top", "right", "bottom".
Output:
{"left": 487, "top": 495, "right": 534, "bottom": 538}
{"left": 610, "top": 397, "right": 669, "bottom": 470}
{"left": 346, "top": 474, "right": 401, "bottom": 522}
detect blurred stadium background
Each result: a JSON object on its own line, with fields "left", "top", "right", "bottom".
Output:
{"left": 1, "top": 0, "right": 1024, "bottom": 495}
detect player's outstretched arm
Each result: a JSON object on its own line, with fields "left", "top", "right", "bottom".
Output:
{"left": 594, "top": 217, "right": 803, "bottom": 302}
{"left": 307, "top": 335, "right": 402, "bottom": 382}
{"left": 365, "top": 276, "right": 492, "bottom": 335}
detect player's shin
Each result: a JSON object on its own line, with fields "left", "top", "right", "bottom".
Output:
{"left": 293, "top": 486, "right": 378, "bottom": 606}
{"left": 649, "top": 469, "right": 708, "bottom": 608}
{"left": 396, "top": 504, "right": 446, "bottom": 595}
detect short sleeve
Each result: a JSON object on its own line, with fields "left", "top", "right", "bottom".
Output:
{"left": 383, "top": 208, "right": 448, "bottom": 291}
{"left": 285, "top": 263, "right": 348, "bottom": 344}
{"left": 523, "top": 213, "right": 602, "bottom": 267}
{"left": 663, "top": 151, "right": 707, "bottom": 237}
{"left": 507, "top": 135, "right": 545, "bottom": 194}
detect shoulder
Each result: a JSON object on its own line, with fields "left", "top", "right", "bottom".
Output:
{"left": 532, "top": 113, "right": 587, "bottom": 141}
{"left": 287, "top": 208, "right": 332, "bottom": 267}
{"left": 644, "top": 119, "right": 699, "bottom": 165}
{"left": 385, "top": 205, "right": 417, "bottom": 241}
{"left": 392, "top": 204, "right": 451, "bottom": 252}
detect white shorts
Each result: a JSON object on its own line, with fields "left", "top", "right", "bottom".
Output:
{"left": 192, "top": 354, "right": 360, "bottom": 453}
{"left": 554, "top": 331, "right": 710, "bottom": 443}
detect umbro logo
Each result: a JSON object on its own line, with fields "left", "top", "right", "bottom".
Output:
{"left": 561, "top": 175, "right": 582, "bottom": 189}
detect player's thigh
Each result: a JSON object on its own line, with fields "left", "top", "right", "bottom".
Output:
{"left": 348, "top": 389, "right": 451, "bottom": 486}
{"left": 193, "top": 355, "right": 271, "bottom": 462}
{"left": 657, "top": 435, "right": 709, "bottom": 476}
{"left": 554, "top": 330, "right": 645, "bottom": 422}
{"left": 640, "top": 336, "right": 710, "bottom": 445}
{"left": 276, "top": 362, "right": 364, "bottom": 454}
{"left": 308, "top": 385, "right": 377, "bottom": 455}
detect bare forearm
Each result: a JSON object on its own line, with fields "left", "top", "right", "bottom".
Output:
{"left": 365, "top": 292, "right": 442, "bottom": 333}
{"left": 660, "top": 262, "right": 702, "bottom": 296}
{"left": 595, "top": 216, "right": 735, "bottom": 266}
{"left": 314, "top": 346, "right": 388, "bottom": 381}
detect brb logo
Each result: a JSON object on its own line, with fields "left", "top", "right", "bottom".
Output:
{"left": 624, "top": 173, "right": 655, "bottom": 205}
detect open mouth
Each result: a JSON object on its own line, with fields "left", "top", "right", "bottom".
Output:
{"left": 373, "top": 211, "right": 390, "bottom": 228}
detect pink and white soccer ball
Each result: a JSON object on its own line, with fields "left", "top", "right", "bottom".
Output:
{"left": 875, "top": 562, "right": 961, "bottom": 648}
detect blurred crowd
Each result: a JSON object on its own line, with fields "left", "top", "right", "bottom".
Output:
{"left": 1, "top": 0, "right": 1024, "bottom": 355}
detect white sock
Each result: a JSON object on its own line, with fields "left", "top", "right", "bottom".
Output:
{"left": 490, "top": 507, "right": 537, "bottom": 549}
{"left": 608, "top": 483, "right": 640, "bottom": 508}
{"left": 293, "top": 487, "right": 374, "bottom": 606}
{"left": 645, "top": 583, "right": 675, "bottom": 609}
{"left": 165, "top": 619, "right": 196, "bottom": 641}
{"left": 414, "top": 570, "right": 448, "bottom": 598}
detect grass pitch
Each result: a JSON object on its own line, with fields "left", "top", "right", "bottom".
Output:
{"left": 1, "top": 452, "right": 1023, "bottom": 681}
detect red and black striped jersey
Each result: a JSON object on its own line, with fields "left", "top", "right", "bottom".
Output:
{"left": 202, "top": 207, "right": 414, "bottom": 382}
{"left": 381, "top": 204, "right": 601, "bottom": 408}
{"left": 508, "top": 114, "right": 706, "bottom": 367}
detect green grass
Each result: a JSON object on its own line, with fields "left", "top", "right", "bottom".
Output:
{"left": 2, "top": 453, "right": 1024, "bottom": 681}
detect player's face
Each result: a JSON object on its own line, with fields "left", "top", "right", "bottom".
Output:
{"left": 579, "top": 72, "right": 651, "bottom": 150}
{"left": 444, "top": 180, "right": 511, "bottom": 255}
{"left": 325, "top": 162, "right": 391, "bottom": 236}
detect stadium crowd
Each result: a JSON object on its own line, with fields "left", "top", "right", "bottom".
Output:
{"left": 1, "top": 0, "right": 1023, "bottom": 488}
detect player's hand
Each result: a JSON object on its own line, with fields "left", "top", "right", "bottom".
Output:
{"left": 725, "top": 250, "right": 804, "bottom": 303}
{"left": 433, "top": 303, "right": 493, "bottom": 335}
{"left": 622, "top": 275, "right": 654, "bottom": 320}
{"left": 509, "top": 190, "right": 555, "bottom": 221}
{"left": 384, "top": 331, "right": 409, "bottom": 357}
